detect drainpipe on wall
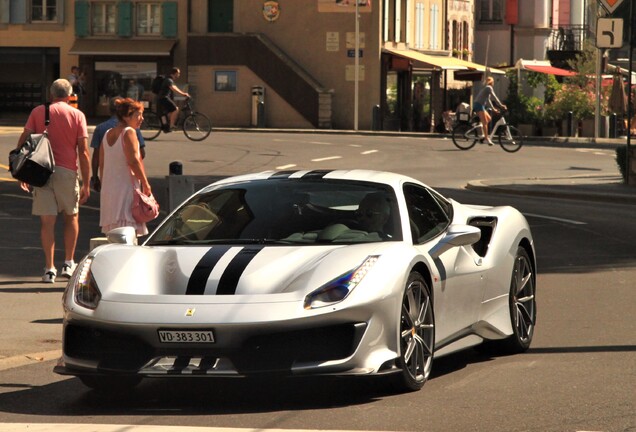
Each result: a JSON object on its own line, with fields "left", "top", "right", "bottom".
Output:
{"left": 510, "top": 24, "right": 515, "bottom": 66}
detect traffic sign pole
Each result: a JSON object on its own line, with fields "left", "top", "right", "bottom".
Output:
{"left": 627, "top": 0, "right": 633, "bottom": 185}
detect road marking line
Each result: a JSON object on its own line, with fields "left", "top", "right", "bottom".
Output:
{"left": 311, "top": 156, "right": 342, "bottom": 162}
{"left": 0, "top": 425, "right": 394, "bottom": 432}
{"left": 0, "top": 350, "right": 61, "bottom": 372}
{"left": 309, "top": 141, "right": 333, "bottom": 145}
{"left": 275, "top": 164, "right": 296, "bottom": 170}
{"left": 361, "top": 150, "right": 378, "bottom": 155}
{"left": 524, "top": 213, "right": 587, "bottom": 225}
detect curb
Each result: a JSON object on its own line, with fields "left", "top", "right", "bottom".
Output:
{"left": 466, "top": 177, "right": 636, "bottom": 204}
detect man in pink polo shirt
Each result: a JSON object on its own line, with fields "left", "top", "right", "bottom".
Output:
{"left": 16, "top": 79, "right": 90, "bottom": 283}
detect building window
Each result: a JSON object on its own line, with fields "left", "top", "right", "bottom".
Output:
{"left": 31, "top": 0, "right": 57, "bottom": 22}
{"left": 462, "top": 21, "right": 470, "bottom": 58}
{"left": 480, "top": 0, "right": 502, "bottom": 23}
{"left": 451, "top": 20, "right": 459, "bottom": 55}
{"left": 215, "top": 71, "right": 237, "bottom": 92}
{"left": 92, "top": 3, "right": 116, "bottom": 35}
{"left": 137, "top": 2, "right": 161, "bottom": 35}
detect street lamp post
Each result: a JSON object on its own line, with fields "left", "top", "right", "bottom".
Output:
{"left": 354, "top": 0, "right": 360, "bottom": 131}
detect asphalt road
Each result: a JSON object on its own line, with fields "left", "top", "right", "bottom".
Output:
{"left": 0, "top": 129, "right": 634, "bottom": 432}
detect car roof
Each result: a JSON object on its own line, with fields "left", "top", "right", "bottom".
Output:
{"left": 209, "top": 169, "right": 426, "bottom": 190}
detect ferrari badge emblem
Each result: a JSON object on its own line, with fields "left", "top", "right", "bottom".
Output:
{"left": 185, "top": 308, "right": 196, "bottom": 317}
{"left": 263, "top": 1, "right": 280, "bottom": 22}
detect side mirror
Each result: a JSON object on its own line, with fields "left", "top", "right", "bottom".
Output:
{"left": 106, "top": 227, "right": 138, "bottom": 245}
{"left": 429, "top": 224, "right": 481, "bottom": 259}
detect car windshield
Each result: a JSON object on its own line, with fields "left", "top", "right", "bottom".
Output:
{"left": 146, "top": 178, "right": 403, "bottom": 246}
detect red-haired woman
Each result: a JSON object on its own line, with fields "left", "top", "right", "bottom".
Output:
{"left": 99, "top": 97, "right": 152, "bottom": 236}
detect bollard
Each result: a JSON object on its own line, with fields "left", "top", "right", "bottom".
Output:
{"left": 372, "top": 105, "right": 381, "bottom": 131}
{"left": 566, "top": 111, "right": 574, "bottom": 137}
{"left": 169, "top": 161, "right": 183, "bottom": 175}
{"left": 609, "top": 113, "right": 617, "bottom": 138}
{"left": 69, "top": 93, "right": 78, "bottom": 109}
{"left": 257, "top": 101, "right": 266, "bottom": 128}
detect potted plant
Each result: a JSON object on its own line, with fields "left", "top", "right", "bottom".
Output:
{"left": 543, "top": 83, "right": 595, "bottom": 136}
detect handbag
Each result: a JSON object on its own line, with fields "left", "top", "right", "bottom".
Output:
{"left": 132, "top": 188, "right": 160, "bottom": 223}
{"left": 129, "top": 157, "right": 159, "bottom": 223}
{"left": 8, "top": 103, "right": 55, "bottom": 187}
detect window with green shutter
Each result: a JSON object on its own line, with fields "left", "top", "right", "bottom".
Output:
{"left": 75, "top": 0, "right": 89, "bottom": 37}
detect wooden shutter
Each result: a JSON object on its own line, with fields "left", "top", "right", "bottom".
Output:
{"left": 9, "top": 0, "right": 25, "bottom": 23}
{"left": 118, "top": 0, "right": 133, "bottom": 37}
{"left": 0, "top": 0, "right": 9, "bottom": 24}
{"left": 56, "top": 0, "right": 64, "bottom": 24}
{"left": 75, "top": 0, "right": 89, "bottom": 37}
{"left": 162, "top": 1, "right": 178, "bottom": 38}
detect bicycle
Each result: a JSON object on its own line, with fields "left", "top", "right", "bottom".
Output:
{"left": 451, "top": 109, "right": 523, "bottom": 153}
{"left": 141, "top": 97, "right": 212, "bottom": 142}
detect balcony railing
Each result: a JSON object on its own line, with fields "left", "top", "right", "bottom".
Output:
{"left": 547, "top": 25, "right": 590, "bottom": 52}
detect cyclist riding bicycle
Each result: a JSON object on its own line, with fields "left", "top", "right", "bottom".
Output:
{"left": 472, "top": 77, "right": 506, "bottom": 146}
{"left": 157, "top": 67, "right": 190, "bottom": 133}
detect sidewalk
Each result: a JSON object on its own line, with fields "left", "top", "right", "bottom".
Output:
{"left": 466, "top": 173, "right": 636, "bottom": 204}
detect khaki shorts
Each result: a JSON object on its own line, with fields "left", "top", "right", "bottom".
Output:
{"left": 32, "top": 167, "right": 80, "bottom": 216}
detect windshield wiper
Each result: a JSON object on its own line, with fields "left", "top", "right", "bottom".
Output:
{"left": 145, "top": 239, "right": 198, "bottom": 246}
{"left": 147, "top": 238, "right": 295, "bottom": 246}
{"left": 205, "top": 238, "right": 293, "bottom": 245}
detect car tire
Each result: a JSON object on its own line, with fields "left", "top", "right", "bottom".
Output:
{"left": 394, "top": 272, "right": 435, "bottom": 392}
{"left": 481, "top": 247, "right": 536, "bottom": 355}
{"left": 503, "top": 247, "right": 536, "bottom": 352}
{"left": 79, "top": 375, "right": 142, "bottom": 393}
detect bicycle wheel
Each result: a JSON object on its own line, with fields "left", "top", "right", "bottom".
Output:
{"left": 452, "top": 123, "right": 478, "bottom": 150}
{"left": 182, "top": 112, "right": 212, "bottom": 141}
{"left": 498, "top": 125, "right": 523, "bottom": 153}
{"left": 140, "top": 111, "right": 162, "bottom": 141}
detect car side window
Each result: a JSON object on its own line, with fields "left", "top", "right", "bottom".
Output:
{"left": 403, "top": 184, "right": 451, "bottom": 244}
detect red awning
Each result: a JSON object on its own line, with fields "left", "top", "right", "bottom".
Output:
{"left": 524, "top": 65, "right": 577, "bottom": 76}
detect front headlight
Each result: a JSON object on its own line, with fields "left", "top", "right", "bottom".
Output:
{"left": 304, "top": 255, "right": 379, "bottom": 310}
{"left": 70, "top": 256, "right": 101, "bottom": 309}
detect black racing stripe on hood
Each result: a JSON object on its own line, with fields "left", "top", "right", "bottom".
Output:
{"left": 186, "top": 246, "right": 232, "bottom": 295}
{"left": 269, "top": 170, "right": 298, "bottom": 179}
{"left": 216, "top": 246, "right": 264, "bottom": 295}
{"left": 301, "top": 170, "right": 333, "bottom": 179}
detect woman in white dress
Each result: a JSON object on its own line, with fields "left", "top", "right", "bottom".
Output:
{"left": 99, "top": 98, "right": 151, "bottom": 236}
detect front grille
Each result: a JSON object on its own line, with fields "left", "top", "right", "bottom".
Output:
{"left": 232, "top": 323, "right": 363, "bottom": 373}
{"left": 64, "top": 322, "right": 365, "bottom": 375}
{"left": 64, "top": 324, "right": 154, "bottom": 371}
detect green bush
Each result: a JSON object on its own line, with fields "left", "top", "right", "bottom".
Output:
{"left": 616, "top": 145, "right": 627, "bottom": 182}
{"left": 504, "top": 70, "right": 557, "bottom": 127}
{"left": 505, "top": 72, "right": 544, "bottom": 126}
{"left": 544, "top": 83, "right": 595, "bottom": 121}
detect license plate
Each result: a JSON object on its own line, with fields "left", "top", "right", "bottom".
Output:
{"left": 158, "top": 330, "right": 215, "bottom": 343}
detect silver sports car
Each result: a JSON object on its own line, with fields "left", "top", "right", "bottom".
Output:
{"left": 55, "top": 169, "right": 536, "bottom": 392}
